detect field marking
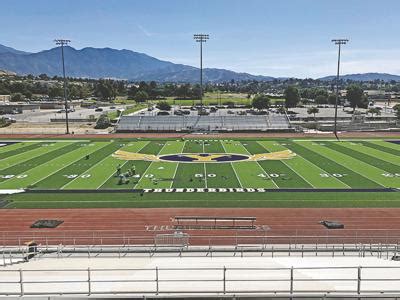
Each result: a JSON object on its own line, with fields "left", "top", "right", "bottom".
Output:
{"left": 294, "top": 152, "right": 351, "bottom": 188}
{"left": 238, "top": 142, "right": 279, "bottom": 188}
{"left": 220, "top": 141, "right": 243, "bottom": 188}
{"left": 60, "top": 145, "right": 122, "bottom": 190}
{"left": 133, "top": 142, "right": 168, "bottom": 189}
{"left": 258, "top": 141, "right": 316, "bottom": 188}
{"left": 26, "top": 143, "right": 112, "bottom": 189}
{"left": 338, "top": 142, "right": 400, "bottom": 166}
{"left": 202, "top": 141, "right": 208, "bottom": 188}
{"left": 169, "top": 141, "right": 186, "bottom": 189}
{"left": 292, "top": 139, "right": 385, "bottom": 142}
{"left": 96, "top": 142, "right": 150, "bottom": 189}
{"left": 0, "top": 141, "right": 41, "bottom": 155}
{"left": 0, "top": 143, "right": 103, "bottom": 188}
{"left": 298, "top": 141, "right": 386, "bottom": 188}
{"left": 264, "top": 141, "right": 351, "bottom": 189}
{"left": 0, "top": 142, "right": 47, "bottom": 170}
{"left": 0, "top": 142, "right": 77, "bottom": 171}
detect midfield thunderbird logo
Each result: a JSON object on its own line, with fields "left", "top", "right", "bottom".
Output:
{"left": 112, "top": 150, "right": 296, "bottom": 163}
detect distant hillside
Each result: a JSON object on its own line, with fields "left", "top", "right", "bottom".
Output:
{"left": 319, "top": 73, "right": 400, "bottom": 82}
{"left": 0, "top": 44, "right": 274, "bottom": 82}
{"left": 0, "top": 44, "right": 29, "bottom": 55}
{"left": 0, "top": 69, "right": 16, "bottom": 76}
{"left": 1, "top": 43, "right": 399, "bottom": 82}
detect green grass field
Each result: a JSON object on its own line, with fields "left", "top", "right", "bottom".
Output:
{"left": 0, "top": 138, "right": 399, "bottom": 208}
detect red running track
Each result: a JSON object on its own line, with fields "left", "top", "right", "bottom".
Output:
{"left": 1, "top": 208, "right": 400, "bottom": 246}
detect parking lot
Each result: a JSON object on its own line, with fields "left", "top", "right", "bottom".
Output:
{"left": 2, "top": 105, "right": 126, "bottom": 123}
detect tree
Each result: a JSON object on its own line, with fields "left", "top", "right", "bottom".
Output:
{"left": 38, "top": 74, "right": 50, "bottom": 80}
{"left": 395, "top": 107, "right": 400, "bottom": 122}
{"left": 134, "top": 90, "right": 148, "bottom": 103}
{"left": 307, "top": 107, "right": 319, "bottom": 119}
{"left": 148, "top": 81, "right": 158, "bottom": 99}
{"left": 127, "top": 85, "right": 138, "bottom": 99}
{"left": 347, "top": 84, "right": 367, "bottom": 112}
{"left": 156, "top": 101, "right": 171, "bottom": 111}
{"left": 315, "top": 95, "right": 328, "bottom": 105}
{"left": 251, "top": 94, "right": 270, "bottom": 110}
{"left": 10, "top": 93, "right": 24, "bottom": 102}
{"left": 48, "top": 85, "right": 63, "bottom": 99}
{"left": 328, "top": 94, "right": 337, "bottom": 105}
{"left": 284, "top": 86, "right": 300, "bottom": 108}
{"left": 94, "top": 114, "right": 111, "bottom": 129}
{"left": 367, "top": 107, "right": 381, "bottom": 117}
{"left": 276, "top": 106, "right": 287, "bottom": 114}
{"left": 23, "top": 90, "right": 33, "bottom": 100}
{"left": 94, "top": 80, "right": 116, "bottom": 101}
{"left": 176, "top": 84, "right": 191, "bottom": 98}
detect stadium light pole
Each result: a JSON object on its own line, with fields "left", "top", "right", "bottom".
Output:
{"left": 193, "top": 34, "right": 209, "bottom": 106}
{"left": 54, "top": 39, "right": 71, "bottom": 134}
{"left": 331, "top": 39, "right": 349, "bottom": 140}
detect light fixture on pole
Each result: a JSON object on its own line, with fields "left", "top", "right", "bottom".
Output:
{"left": 54, "top": 39, "right": 71, "bottom": 134}
{"left": 331, "top": 38, "right": 349, "bottom": 140}
{"left": 193, "top": 34, "right": 209, "bottom": 106}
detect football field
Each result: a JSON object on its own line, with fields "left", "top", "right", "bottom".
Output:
{"left": 0, "top": 138, "right": 399, "bottom": 191}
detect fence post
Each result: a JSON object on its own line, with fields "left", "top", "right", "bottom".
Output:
{"left": 155, "top": 267, "right": 159, "bottom": 295}
{"left": 223, "top": 266, "right": 226, "bottom": 294}
{"left": 19, "top": 269, "right": 24, "bottom": 296}
{"left": 357, "top": 266, "right": 361, "bottom": 295}
{"left": 290, "top": 266, "right": 294, "bottom": 294}
{"left": 87, "top": 267, "right": 91, "bottom": 295}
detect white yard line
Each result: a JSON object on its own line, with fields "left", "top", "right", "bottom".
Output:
{"left": 96, "top": 142, "right": 149, "bottom": 190}
{"left": 202, "top": 141, "right": 208, "bottom": 188}
{"left": 61, "top": 145, "right": 121, "bottom": 190}
{"left": 27, "top": 143, "right": 111, "bottom": 188}
{"left": 287, "top": 145, "right": 352, "bottom": 188}
{"left": 238, "top": 141, "right": 279, "bottom": 189}
{"left": 169, "top": 141, "right": 186, "bottom": 189}
{"left": 299, "top": 142, "right": 386, "bottom": 188}
{"left": 203, "top": 163, "right": 208, "bottom": 188}
{"left": 220, "top": 141, "right": 243, "bottom": 188}
{"left": 133, "top": 142, "right": 168, "bottom": 189}
{"left": 256, "top": 141, "right": 316, "bottom": 188}
{"left": 0, "top": 142, "right": 76, "bottom": 171}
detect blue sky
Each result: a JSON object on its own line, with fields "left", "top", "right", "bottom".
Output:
{"left": 1, "top": 0, "right": 400, "bottom": 78}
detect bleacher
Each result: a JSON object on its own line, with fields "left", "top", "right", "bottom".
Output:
{"left": 117, "top": 114, "right": 291, "bottom": 132}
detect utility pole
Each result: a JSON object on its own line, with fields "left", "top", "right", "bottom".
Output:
{"left": 193, "top": 34, "right": 209, "bottom": 106}
{"left": 54, "top": 39, "right": 71, "bottom": 134}
{"left": 331, "top": 39, "right": 349, "bottom": 140}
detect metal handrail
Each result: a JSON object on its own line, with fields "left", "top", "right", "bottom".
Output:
{"left": 1, "top": 266, "right": 400, "bottom": 296}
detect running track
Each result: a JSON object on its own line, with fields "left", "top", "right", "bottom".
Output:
{"left": 1, "top": 208, "right": 400, "bottom": 246}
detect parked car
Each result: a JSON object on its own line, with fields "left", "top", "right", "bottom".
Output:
{"left": 4, "top": 117, "right": 16, "bottom": 123}
{"left": 174, "top": 110, "right": 184, "bottom": 116}
{"left": 95, "top": 108, "right": 103, "bottom": 112}
{"left": 157, "top": 111, "right": 170, "bottom": 116}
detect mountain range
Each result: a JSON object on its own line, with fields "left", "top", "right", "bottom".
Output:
{"left": 0, "top": 44, "right": 274, "bottom": 82}
{"left": 319, "top": 73, "right": 400, "bottom": 82}
{"left": 0, "top": 43, "right": 399, "bottom": 82}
